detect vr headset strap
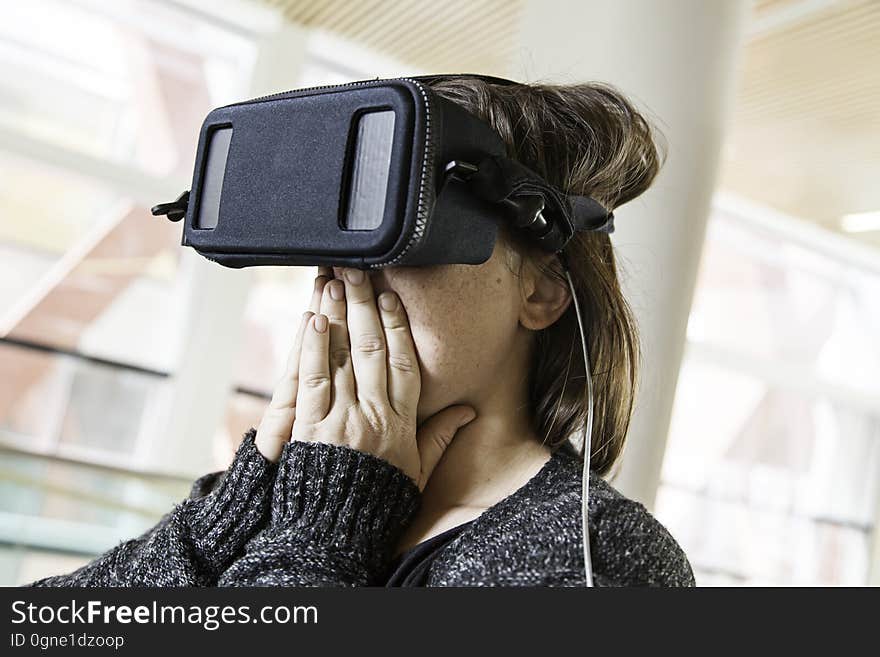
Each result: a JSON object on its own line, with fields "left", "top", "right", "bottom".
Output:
{"left": 447, "top": 154, "right": 615, "bottom": 253}
{"left": 415, "top": 73, "right": 615, "bottom": 245}
{"left": 410, "top": 73, "right": 520, "bottom": 87}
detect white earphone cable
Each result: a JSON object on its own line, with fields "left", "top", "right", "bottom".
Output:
{"left": 563, "top": 267, "right": 594, "bottom": 587}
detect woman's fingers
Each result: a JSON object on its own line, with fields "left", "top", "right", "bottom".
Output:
{"left": 256, "top": 310, "right": 313, "bottom": 461}
{"left": 295, "top": 313, "right": 332, "bottom": 428}
{"left": 281, "top": 266, "right": 333, "bottom": 410}
{"left": 256, "top": 267, "right": 334, "bottom": 457}
{"left": 276, "top": 310, "right": 314, "bottom": 409}
{"left": 320, "top": 278, "right": 356, "bottom": 407}
{"left": 377, "top": 291, "right": 421, "bottom": 418}
{"left": 340, "top": 267, "right": 388, "bottom": 405}
{"left": 309, "top": 267, "right": 333, "bottom": 314}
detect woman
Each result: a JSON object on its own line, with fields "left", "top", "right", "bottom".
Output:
{"left": 28, "top": 76, "right": 695, "bottom": 587}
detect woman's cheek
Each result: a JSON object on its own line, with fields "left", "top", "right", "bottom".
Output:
{"left": 408, "top": 321, "right": 465, "bottom": 419}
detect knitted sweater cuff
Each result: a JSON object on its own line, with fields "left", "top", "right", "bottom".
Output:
{"left": 271, "top": 439, "right": 422, "bottom": 572}
{"left": 183, "top": 427, "right": 276, "bottom": 575}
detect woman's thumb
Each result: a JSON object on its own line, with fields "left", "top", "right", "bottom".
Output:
{"left": 414, "top": 405, "right": 477, "bottom": 491}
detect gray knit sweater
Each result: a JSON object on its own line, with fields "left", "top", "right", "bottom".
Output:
{"left": 26, "top": 428, "right": 695, "bottom": 587}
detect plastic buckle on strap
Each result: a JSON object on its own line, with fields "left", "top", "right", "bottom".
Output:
{"left": 502, "top": 194, "right": 552, "bottom": 238}
{"left": 151, "top": 190, "right": 190, "bottom": 222}
{"left": 444, "top": 159, "right": 558, "bottom": 242}
{"left": 444, "top": 160, "right": 479, "bottom": 183}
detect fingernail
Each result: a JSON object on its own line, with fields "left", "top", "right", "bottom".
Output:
{"left": 344, "top": 268, "right": 365, "bottom": 285}
{"left": 329, "top": 280, "right": 344, "bottom": 300}
{"left": 461, "top": 410, "right": 477, "bottom": 425}
{"left": 314, "top": 276, "right": 327, "bottom": 291}
{"left": 314, "top": 314, "right": 328, "bottom": 333}
{"left": 379, "top": 292, "right": 398, "bottom": 311}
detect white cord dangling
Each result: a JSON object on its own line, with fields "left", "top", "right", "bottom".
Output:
{"left": 562, "top": 266, "right": 594, "bottom": 587}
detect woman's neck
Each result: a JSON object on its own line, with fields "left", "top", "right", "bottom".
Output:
{"left": 415, "top": 330, "right": 549, "bottom": 515}
{"left": 417, "top": 403, "right": 553, "bottom": 512}
{"left": 394, "top": 406, "right": 553, "bottom": 558}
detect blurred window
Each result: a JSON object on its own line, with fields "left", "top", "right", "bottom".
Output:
{"left": 0, "top": 0, "right": 261, "bottom": 584}
{"left": 656, "top": 202, "right": 880, "bottom": 585}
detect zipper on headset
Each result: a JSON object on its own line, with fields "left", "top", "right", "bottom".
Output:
{"left": 225, "top": 76, "right": 387, "bottom": 108}
{"left": 370, "top": 78, "right": 435, "bottom": 269}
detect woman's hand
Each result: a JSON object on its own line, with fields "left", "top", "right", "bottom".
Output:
{"left": 256, "top": 266, "right": 476, "bottom": 491}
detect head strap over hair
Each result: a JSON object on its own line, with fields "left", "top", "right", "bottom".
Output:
{"left": 411, "top": 73, "right": 521, "bottom": 87}
{"left": 420, "top": 74, "right": 615, "bottom": 250}
{"left": 445, "top": 154, "right": 614, "bottom": 253}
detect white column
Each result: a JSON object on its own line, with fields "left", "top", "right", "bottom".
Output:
{"left": 149, "top": 22, "right": 309, "bottom": 476}
{"left": 510, "top": 0, "right": 750, "bottom": 508}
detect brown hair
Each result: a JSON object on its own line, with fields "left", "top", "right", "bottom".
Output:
{"left": 426, "top": 77, "right": 666, "bottom": 476}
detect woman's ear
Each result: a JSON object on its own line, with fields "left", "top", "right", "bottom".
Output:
{"left": 518, "top": 254, "right": 572, "bottom": 331}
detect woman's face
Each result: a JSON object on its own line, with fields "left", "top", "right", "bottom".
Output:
{"left": 334, "top": 238, "right": 530, "bottom": 425}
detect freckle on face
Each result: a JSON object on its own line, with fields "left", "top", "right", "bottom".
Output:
{"left": 376, "top": 244, "right": 521, "bottom": 421}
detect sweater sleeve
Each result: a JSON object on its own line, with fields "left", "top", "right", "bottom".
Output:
{"left": 25, "top": 428, "right": 276, "bottom": 587}
{"left": 217, "top": 439, "right": 422, "bottom": 587}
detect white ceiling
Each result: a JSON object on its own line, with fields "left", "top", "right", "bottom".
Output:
{"left": 723, "top": 0, "right": 880, "bottom": 247}
{"left": 262, "top": 0, "right": 520, "bottom": 74}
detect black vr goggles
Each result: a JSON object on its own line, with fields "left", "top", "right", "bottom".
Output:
{"left": 152, "top": 74, "right": 614, "bottom": 269}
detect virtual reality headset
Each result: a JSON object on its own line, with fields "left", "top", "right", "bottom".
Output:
{"left": 152, "top": 74, "right": 615, "bottom": 269}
